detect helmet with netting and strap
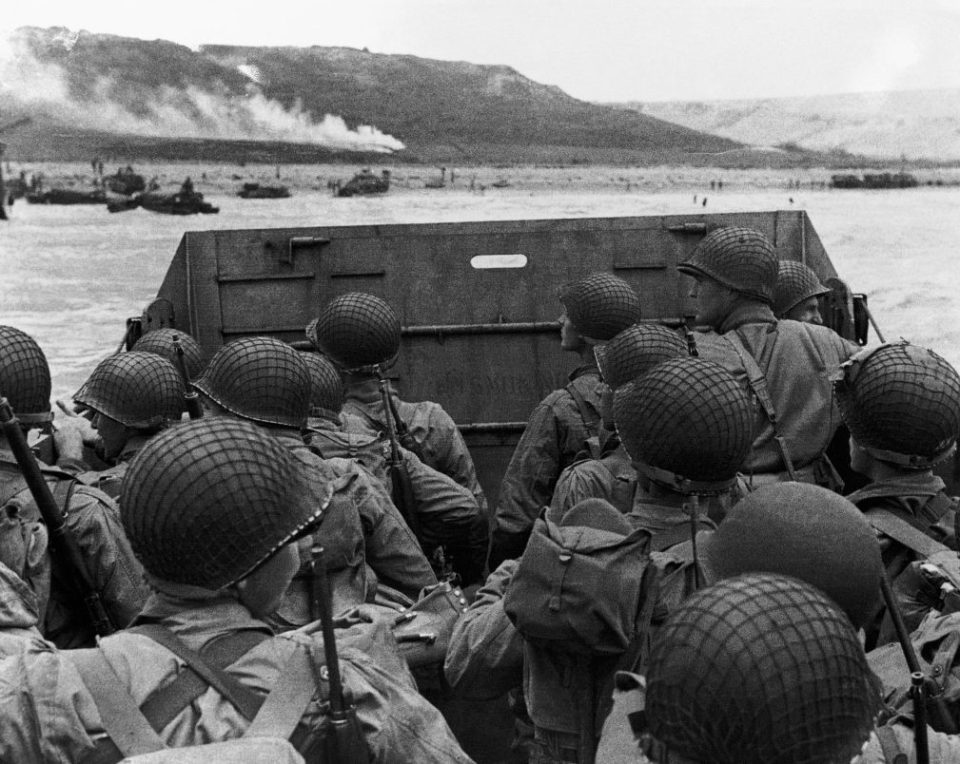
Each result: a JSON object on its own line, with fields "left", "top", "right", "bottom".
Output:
{"left": 307, "top": 292, "right": 401, "bottom": 371}
{"left": 773, "top": 260, "right": 831, "bottom": 317}
{"left": 301, "top": 351, "right": 344, "bottom": 421}
{"left": 558, "top": 272, "right": 642, "bottom": 341}
{"left": 835, "top": 340, "right": 960, "bottom": 469}
{"left": 132, "top": 328, "right": 207, "bottom": 381}
{"left": 700, "top": 482, "right": 882, "bottom": 629}
{"left": 644, "top": 573, "right": 880, "bottom": 764}
{"left": 678, "top": 226, "right": 778, "bottom": 305}
{"left": 0, "top": 325, "right": 52, "bottom": 426}
{"left": 74, "top": 352, "right": 185, "bottom": 429}
{"left": 614, "top": 357, "right": 754, "bottom": 494}
{"left": 192, "top": 337, "right": 311, "bottom": 429}
{"left": 121, "top": 418, "right": 325, "bottom": 590}
{"left": 594, "top": 323, "right": 688, "bottom": 390}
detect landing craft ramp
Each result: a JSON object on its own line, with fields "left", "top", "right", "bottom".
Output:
{"left": 144, "top": 210, "right": 857, "bottom": 506}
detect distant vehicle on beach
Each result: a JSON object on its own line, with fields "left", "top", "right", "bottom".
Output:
{"left": 107, "top": 191, "right": 219, "bottom": 215}
{"left": 105, "top": 167, "right": 147, "bottom": 196}
{"left": 237, "top": 182, "right": 291, "bottom": 199}
{"left": 830, "top": 172, "right": 919, "bottom": 189}
{"left": 336, "top": 169, "right": 391, "bottom": 197}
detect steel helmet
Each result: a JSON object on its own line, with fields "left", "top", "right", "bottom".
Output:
{"left": 307, "top": 292, "right": 401, "bottom": 370}
{"left": 301, "top": 351, "right": 344, "bottom": 420}
{"left": 678, "top": 226, "right": 778, "bottom": 304}
{"left": 594, "top": 323, "right": 688, "bottom": 389}
{"left": 645, "top": 573, "right": 880, "bottom": 764}
{"left": 835, "top": 341, "right": 960, "bottom": 469}
{"left": 192, "top": 337, "right": 311, "bottom": 428}
{"left": 121, "top": 418, "right": 325, "bottom": 589}
{"left": 701, "top": 482, "right": 882, "bottom": 629}
{"left": 558, "top": 272, "right": 642, "bottom": 341}
{"left": 74, "top": 351, "right": 185, "bottom": 429}
{"left": 614, "top": 357, "right": 754, "bottom": 493}
{"left": 773, "top": 261, "right": 831, "bottom": 317}
{"left": 0, "top": 325, "right": 52, "bottom": 425}
{"left": 132, "top": 328, "right": 207, "bottom": 381}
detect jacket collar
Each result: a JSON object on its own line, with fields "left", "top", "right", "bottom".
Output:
{"left": 718, "top": 302, "right": 777, "bottom": 333}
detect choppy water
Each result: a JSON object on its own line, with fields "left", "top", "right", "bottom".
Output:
{"left": 2, "top": 182, "right": 959, "bottom": 402}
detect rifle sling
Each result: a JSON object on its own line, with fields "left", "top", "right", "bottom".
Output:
{"left": 565, "top": 380, "right": 601, "bottom": 435}
{"left": 866, "top": 507, "right": 952, "bottom": 558}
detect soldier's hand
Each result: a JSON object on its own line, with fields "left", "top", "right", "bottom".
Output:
{"left": 54, "top": 400, "right": 99, "bottom": 445}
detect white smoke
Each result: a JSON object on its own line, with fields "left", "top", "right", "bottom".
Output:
{"left": 0, "top": 30, "right": 405, "bottom": 153}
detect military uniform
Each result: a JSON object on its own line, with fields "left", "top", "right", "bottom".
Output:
{"left": 551, "top": 442, "right": 637, "bottom": 517}
{"left": 0, "top": 450, "right": 147, "bottom": 648}
{"left": 73, "top": 433, "right": 150, "bottom": 498}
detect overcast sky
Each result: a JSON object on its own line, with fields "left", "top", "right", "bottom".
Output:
{"left": 3, "top": 0, "right": 960, "bottom": 103}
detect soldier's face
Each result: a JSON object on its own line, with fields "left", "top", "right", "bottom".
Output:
{"left": 235, "top": 541, "right": 301, "bottom": 619}
{"left": 90, "top": 412, "right": 129, "bottom": 460}
{"left": 689, "top": 277, "right": 732, "bottom": 327}
{"left": 785, "top": 296, "right": 823, "bottom": 325}
{"left": 559, "top": 310, "right": 586, "bottom": 352}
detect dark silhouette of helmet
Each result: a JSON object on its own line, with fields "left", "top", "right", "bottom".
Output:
{"left": 192, "top": 337, "right": 310, "bottom": 428}
{"left": 645, "top": 573, "right": 879, "bottom": 764}
{"left": 773, "top": 261, "right": 830, "bottom": 317}
{"left": 301, "top": 352, "right": 344, "bottom": 419}
{"left": 594, "top": 324, "right": 687, "bottom": 389}
{"left": 132, "top": 328, "right": 207, "bottom": 381}
{"left": 0, "top": 325, "right": 52, "bottom": 424}
{"left": 702, "top": 482, "right": 882, "bottom": 629}
{"left": 121, "top": 418, "right": 324, "bottom": 589}
{"left": 613, "top": 357, "right": 754, "bottom": 492}
{"left": 307, "top": 292, "right": 401, "bottom": 370}
{"left": 835, "top": 341, "right": 960, "bottom": 468}
{"left": 558, "top": 273, "right": 642, "bottom": 341}
{"left": 678, "top": 226, "right": 778, "bottom": 305}
{"left": 73, "top": 352, "right": 185, "bottom": 429}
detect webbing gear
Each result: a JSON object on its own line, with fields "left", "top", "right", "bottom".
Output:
{"left": 558, "top": 272, "right": 642, "bottom": 341}
{"left": 565, "top": 376, "right": 602, "bottom": 434}
{"left": 0, "top": 325, "right": 53, "bottom": 424}
{"left": 74, "top": 352, "right": 185, "bottom": 429}
{"left": 677, "top": 226, "right": 778, "bottom": 305}
{"left": 866, "top": 505, "right": 954, "bottom": 559}
{"left": 774, "top": 261, "right": 830, "bottom": 317}
{"left": 308, "top": 292, "right": 401, "bottom": 370}
{"left": 192, "top": 337, "right": 311, "bottom": 429}
{"left": 724, "top": 328, "right": 798, "bottom": 480}
{"left": 836, "top": 341, "right": 960, "bottom": 469}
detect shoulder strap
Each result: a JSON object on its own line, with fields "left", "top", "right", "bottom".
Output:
{"left": 565, "top": 379, "right": 601, "bottom": 434}
{"left": 866, "top": 507, "right": 952, "bottom": 558}
{"left": 245, "top": 642, "right": 327, "bottom": 743}
{"left": 69, "top": 648, "right": 167, "bottom": 759}
{"left": 130, "top": 624, "right": 267, "bottom": 724}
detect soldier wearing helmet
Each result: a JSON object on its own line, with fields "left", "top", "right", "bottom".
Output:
{"left": 551, "top": 324, "right": 689, "bottom": 517}
{"left": 131, "top": 327, "right": 207, "bottom": 380}
{"left": 191, "top": 336, "right": 435, "bottom": 618}
{"left": 309, "top": 291, "right": 488, "bottom": 515}
{"left": 679, "top": 226, "right": 858, "bottom": 488}
{"left": 0, "top": 419, "right": 473, "bottom": 763}
{"left": 490, "top": 272, "right": 643, "bottom": 569}
{"left": 303, "top": 351, "right": 488, "bottom": 586}
{"left": 614, "top": 357, "right": 754, "bottom": 552}
{"left": 66, "top": 351, "right": 186, "bottom": 498}
{"left": 774, "top": 260, "right": 831, "bottom": 323}
{"left": 836, "top": 341, "right": 960, "bottom": 645}
{"left": 0, "top": 325, "right": 148, "bottom": 648}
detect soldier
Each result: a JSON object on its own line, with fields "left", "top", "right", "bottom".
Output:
{"left": 0, "top": 418, "right": 473, "bottom": 762}
{"left": 132, "top": 327, "right": 208, "bottom": 380}
{"left": 191, "top": 336, "right": 435, "bottom": 619}
{"left": 490, "top": 272, "right": 642, "bottom": 569}
{"left": 613, "top": 356, "right": 754, "bottom": 551}
{"left": 308, "top": 292, "right": 488, "bottom": 515}
{"left": 0, "top": 325, "right": 147, "bottom": 648}
{"left": 66, "top": 351, "right": 185, "bottom": 498}
{"left": 636, "top": 574, "right": 881, "bottom": 764}
{"left": 550, "top": 324, "right": 688, "bottom": 517}
{"left": 303, "top": 350, "right": 488, "bottom": 586}
{"left": 679, "top": 226, "right": 857, "bottom": 488}
{"left": 773, "top": 259, "right": 831, "bottom": 323}
{"left": 835, "top": 341, "right": 960, "bottom": 644}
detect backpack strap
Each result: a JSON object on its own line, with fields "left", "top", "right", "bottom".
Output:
{"left": 244, "top": 641, "right": 327, "bottom": 743}
{"left": 724, "top": 330, "right": 798, "bottom": 480}
{"left": 565, "top": 379, "right": 602, "bottom": 435}
{"left": 866, "top": 507, "right": 952, "bottom": 558}
{"left": 130, "top": 624, "right": 268, "bottom": 725}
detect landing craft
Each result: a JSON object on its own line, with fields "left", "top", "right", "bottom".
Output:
{"left": 122, "top": 209, "right": 901, "bottom": 505}
{"left": 336, "top": 168, "right": 391, "bottom": 197}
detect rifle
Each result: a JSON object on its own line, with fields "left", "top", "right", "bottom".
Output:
{"left": 0, "top": 397, "right": 115, "bottom": 637}
{"left": 309, "top": 545, "right": 366, "bottom": 763}
{"left": 171, "top": 335, "right": 203, "bottom": 420}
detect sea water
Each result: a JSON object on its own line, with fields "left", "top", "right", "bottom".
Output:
{"left": 1, "top": 183, "right": 959, "bottom": 402}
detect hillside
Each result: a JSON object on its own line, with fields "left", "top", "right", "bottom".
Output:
{"left": 0, "top": 27, "right": 744, "bottom": 165}
{"left": 619, "top": 89, "right": 960, "bottom": 162}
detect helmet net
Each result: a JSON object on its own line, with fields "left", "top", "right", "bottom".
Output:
{"left": 74, "top": 352, "right": 185, "bottom": 428}
{"left": 559, "top": 273, "right": 642, "bottom": 341}
{"left": 307, "top": 292, "right": 401, "bottom": 369}
{"left": 678, "top": 226, "right": 778, "bottom": 305}
{"left": 595, "top": 324, "right": 688, "bottom": 389}
{"left": 133, "top": 328, "right": 207, "bottom": 381}
{"left": 0, "top": 325, "right": 52, "bottom": 422}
